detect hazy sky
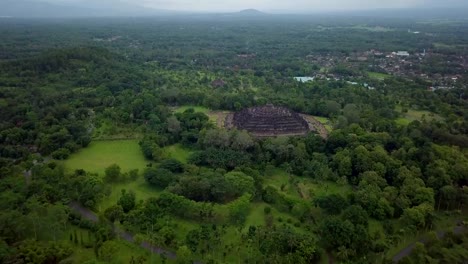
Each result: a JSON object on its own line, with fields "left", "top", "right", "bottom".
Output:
{"left": 34, "top": 0, "right": 468, "bottom": 12}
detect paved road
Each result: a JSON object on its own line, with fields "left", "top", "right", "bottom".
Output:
{"left": 392, "top": 225, "right": 466, "bottom": 262}
{"left": 69, "top": 202, "right": 176, "bottom": 259}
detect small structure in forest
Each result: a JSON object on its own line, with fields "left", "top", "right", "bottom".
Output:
{"left": 211, "top": 79, "right": 226, "bottom": 88}
{"left": 225, "top": 104, "right": 312, "bottom": 137}
{"left": 294, "top": 76, "right": 315, "bottom": 83}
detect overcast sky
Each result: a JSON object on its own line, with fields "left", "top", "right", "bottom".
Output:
{"left": 33, "top": 0, "right": 468, "bottom": 12}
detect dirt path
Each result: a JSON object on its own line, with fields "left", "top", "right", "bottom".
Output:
{"left": 300, "top": 114, "right": 329, "bottom": 139}
{"left": 209, "top": 110, "right": 231, "bottom": 128}
{"left": 69, "top": 202, "right": 176, "bottom": 259}
{"left": 392, "top": 225, "right": 466, "bottom": 262}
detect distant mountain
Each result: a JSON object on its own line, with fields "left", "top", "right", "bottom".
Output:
{"left": 0, "top": 0, "right": 174, "bottom": 18}
{"left": 238, "top": 9, "right": 268, "bottom": 15}
{"left": 421, "top": 0, "right": 468, "bottom": 9}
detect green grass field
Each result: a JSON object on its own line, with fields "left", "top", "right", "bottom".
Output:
{"left": 313, "top": 116, "right": 329, "bottom": 124}
{"left": 264, "top": 168, "right": 352, "bottom": 201}
{"left": 244, "top": 202, "right": 303, "bottom": 230}
{"left": 65, "top": 139, "right": 148, "bottom": 175}
{"left": 368, "top": 72, "right": 391, "bottom": 80}
{"left": 64, "top": 140, "right": 194, "bottom": 211}
{"left": 98, "top": 176, "right": 163, "bottom": 211}
{"left": 312, "top": 115, "right": 333, "bottom": 132}
{"left": 395, "top": 118, "right": 411, "bottom": 126}
{"left": 395, "top": 106, "right": 443, "bottom": 126}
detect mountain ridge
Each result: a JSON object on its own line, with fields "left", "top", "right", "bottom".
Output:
{"left": 0, "top": 0, "right": 173, "bottom": 17}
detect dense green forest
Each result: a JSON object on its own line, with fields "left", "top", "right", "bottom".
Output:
{"left": 0, "top": 15, "right": 467, "bottom": 264}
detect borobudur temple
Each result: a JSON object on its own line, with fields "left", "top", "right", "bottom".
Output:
{"left": 225, "top": 104, "right": 312, "bottom": 137}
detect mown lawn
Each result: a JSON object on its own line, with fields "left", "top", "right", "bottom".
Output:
{"left": 65, "top": 139, "right": 148, "bottom": 175}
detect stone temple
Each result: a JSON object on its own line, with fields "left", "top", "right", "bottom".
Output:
{"left": 225, "top": 104, "right": 312, "bottom": 137}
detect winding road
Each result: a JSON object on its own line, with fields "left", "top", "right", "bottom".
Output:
{"left": 392, "top": 224, "right": 466, "bottom": 262}
{"left": 69, "top": 202, "right": 176, "bottom": 259}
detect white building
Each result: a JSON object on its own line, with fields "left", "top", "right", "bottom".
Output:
{"left": 294, "top": 77, "right": 315, "bottom": 82}
{"left": 396, "top": 51, "right": 410, "bottom": 57}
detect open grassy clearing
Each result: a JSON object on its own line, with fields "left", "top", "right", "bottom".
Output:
{"left": 65, "top": 139, "right": 148, "bottom": 175}
{"left": 312, "top": 115, "right": 333, "bottom": 132}
{"left": 98, "top": 177, "right": 163, "bottom": 212}
{"left": 164, "top": 144, "right": 193, "bottom": 163}
{"left": 172, "top": 105, "right": 227, "bottom": 125}
{"left": 367, "top": 71, "right": 390, "bottom": 80}
{"left": 245, "top": 202, "right": 304, "bottom": 230}
{"left": 395, "top": 106, "right": 443, "bottom": 126}
{"left": 312, "top": 116, "right": 329, "bottom": 124}
{"left": 263, "top": 169, "right": 299, "bottom": 197}
{"left": 64, "top": 140, "right": 193, "bottom": 211}
{"left": 395, "top": 118, "right": 412, "bottom": 126}
{"left": 405, "top": 109, "right": 442, "bottom": 121}
{"left": 97, "top": 144, "right": 193, "bottom": 210}
{"left": 264, "top": 168, "right": 352, "bottom": 202}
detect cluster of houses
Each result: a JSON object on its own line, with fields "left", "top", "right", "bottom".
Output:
{"left": 298, "top": 49, "right": 466, "bottom": 91}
